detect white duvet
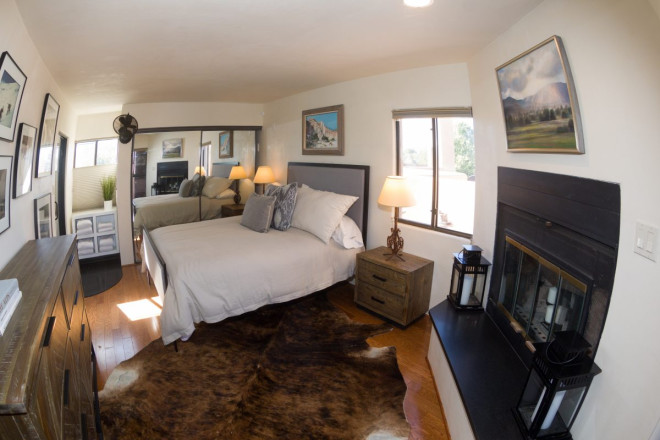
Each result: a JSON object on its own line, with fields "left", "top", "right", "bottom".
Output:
{"left": 150, "top": 216, "right": 362, "bottom": 344}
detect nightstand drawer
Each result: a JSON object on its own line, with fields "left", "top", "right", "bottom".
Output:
{"left": 358, "top": 259, "right": 407, "bottom": 297}
{"left": 355, "top": 283, "right": 405, "bottom": 322}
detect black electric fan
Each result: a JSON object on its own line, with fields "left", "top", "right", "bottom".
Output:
{"left": 113, "top": 113, "right": 139, "bottom": 144}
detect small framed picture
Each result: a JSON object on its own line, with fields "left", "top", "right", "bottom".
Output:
{"left": 0, "top": 156, "right": 12, "bottom": 235}
{"left": 13, "top": 123, "right": 36, "bottom": 198}
{"left": 0, "top": 52, "right": 27, "bottom": 142}
{"left": 162, "top": 138, "right": 183, "bottom": 158}
{"left": 302, "top": 104, "right": 344, "bottom": 155}
{"left": 219, "top": 131, "right": 233, "bottom": 158}
{"left": 496, "top": 35, "right": 583, "bottom": 154}
{"left": 34, "top": 193, "right": 52, "bottom": 239}
{"left": 35, "top": 93, "right": 60, "bottom": 177}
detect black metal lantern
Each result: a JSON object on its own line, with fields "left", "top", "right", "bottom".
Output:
{"left": 447, "top": 244, "right": 491, "bottom": 310}
{"left": 514, "top": 332, "right": 601, "bottom": 440}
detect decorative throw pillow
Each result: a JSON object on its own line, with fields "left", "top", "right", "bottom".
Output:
{"left": 190, "top": 173, "right": 206, "bottom": 197}
{"left": 265, "top": 182, "right": 298, "bottom": 231}
{"left": 202, "top": 176, "right": 233, "bottom": 198}
{"left": 331, "top": 216, "right": 364, "bottom": 249}
{"left": 178, "top": 179, "right": 194, "bottom": 197}
{"left": 291, "top": 186, "right": 358, "bottom": 243}
{"left": 240, "top": 194, "right": 277, "bottom": 233}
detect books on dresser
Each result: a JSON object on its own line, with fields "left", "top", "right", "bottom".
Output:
{"left": 0, "top": 278, "right": 22, "bottom": 336}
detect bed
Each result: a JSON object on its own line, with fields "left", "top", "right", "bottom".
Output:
{"left": 142, "top": 162, "right": 370, "bottom": 345}
{"left": 132, "top": 162, "right": 239, "bottom": 233}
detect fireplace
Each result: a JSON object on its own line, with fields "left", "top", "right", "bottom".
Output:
{"left": 488, "top": 167, "right": 620, "bottom": 364}
{"left": 156, "top": 161, "right": 188, "bottom": 194}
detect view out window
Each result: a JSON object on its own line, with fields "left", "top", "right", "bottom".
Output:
{"left": 74, "top": 138, "right": 118, "bottom": 168}
{"left": 394, "top": 108, "right": 475, "bottom": 237}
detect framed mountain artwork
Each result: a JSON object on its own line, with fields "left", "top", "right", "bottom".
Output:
{"left": 302, "top": 104, "right": 344, "bottom": 155}
{"left": 496, "top": 35, "right": 584, "bottom": 154}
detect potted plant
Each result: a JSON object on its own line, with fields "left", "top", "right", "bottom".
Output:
{"left": 101, "top": 175, "right": 116, "bottom": 210}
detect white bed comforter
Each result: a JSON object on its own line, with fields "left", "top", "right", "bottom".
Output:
{"left": 150, "top": 216, "right": 362, "bottom": 344}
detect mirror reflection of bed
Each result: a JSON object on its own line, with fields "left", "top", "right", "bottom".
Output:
{"left": 130, "top": 128, "right": 259, "bottom": 263}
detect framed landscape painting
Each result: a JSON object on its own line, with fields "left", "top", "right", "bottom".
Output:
{"left": 34, "top": 193, "right": 52, "bottom": 239}
{"left": 13, "top": 123, "right": 36, "bottom": 198}
{"left": 496, "top": 35, "right": 584, "bottom": 154}
{"left": 302, "top": 104, "right": 344, "bottom": 155}
{"left": 0, "top": 156, "right": 12, "bottom": 235}
{"left": 219, "top": 131, "right": 233, "bottom": 158}
{"left": 162, "top": 138, "right": 183, "bottom": 158}
{"left": 0, "top": 51, "right": 27, "bottom": 142}
{"left": 35, "top": 93, "right": 60, "bottom": 177}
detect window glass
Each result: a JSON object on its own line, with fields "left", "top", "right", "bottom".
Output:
{"left": 395, "top": 110, "right": 475, "bottom": 237}
{"left": 96, "top": 139, "right": 118, "bottom": 165}
{"left": 75, "top": 141, "right": 96, "bottom": 168}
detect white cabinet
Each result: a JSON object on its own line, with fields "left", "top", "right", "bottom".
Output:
{"left": 71, "top": 208, "right": 119, "bottom": 259}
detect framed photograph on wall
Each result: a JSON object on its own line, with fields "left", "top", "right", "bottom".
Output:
{"left": 13, "top": 123, "right": 36, "bottom": 198}
{"left": 0, "top": 52, "right": 27, "bottom": 142}
{"left": 34, "top": 193, "right": 52, "bottom": 239}
{"left": 0, "top": 156, "right": 12, "bottom": 235}
{"left": 218, "top": 131, "right": 233, "bottom": 158}
{"left": 495, "top": 35, "right": 584, "bottom": 154}
{"left": 162, "top": 138, "right": 183, "bottom": 158}
{"left": 302, "top": 104, "right": 344, "bottom": 155}
{"left": 35, "top": 93, "right": 60, "bottom": 177}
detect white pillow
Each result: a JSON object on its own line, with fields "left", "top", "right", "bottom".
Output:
{"left": 291, "top": 186, "right": 358, "bottom": 243}
{"left": 202, "top": 176, "right": 232, "bottom": 198}
{"left": 331, "top": 216, "right": 364, "bottom": 249}
{"left": 216, "top": 188, "right": 236, "bottom": 200}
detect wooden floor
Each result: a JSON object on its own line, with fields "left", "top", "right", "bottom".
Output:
{"left": 85, "top": 264, "right": 450, "bottom": 440}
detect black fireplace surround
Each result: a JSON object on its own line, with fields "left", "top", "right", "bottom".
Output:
{"left": 156, "top": 161, "right": 188, "bottom": 194}
{"left": 430, "top": 167, "right": 620, "bottom": 439}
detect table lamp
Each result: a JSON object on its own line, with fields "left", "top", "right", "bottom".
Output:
{"left": 194, "top": 166, "right": 206, "bottom": 176}
{"left": 228, "top": 165, "right": 248, "bottom": 204}
{"left": 253, "top": 166, "right": 275, "bottom": 194}
{"left": 378, "top": 176, "right": 416, "bottom": 260}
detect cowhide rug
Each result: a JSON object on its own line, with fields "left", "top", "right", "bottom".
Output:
{"left": 99, "top": 292, "right": 410, "bottom": 439}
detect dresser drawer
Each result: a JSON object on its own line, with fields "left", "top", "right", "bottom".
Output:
{"left": 357, "top": 259, "right": 407, "bottom": 297}
{"left": 355, "top": 283, "right": 406, "bottom": 323}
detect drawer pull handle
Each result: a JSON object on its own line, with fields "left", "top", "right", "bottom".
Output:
{"left": 370, "top": 296, "right": 385, "bottom": 305}
{"left": 74, "top": 289, "right": 79, "bottom": 306}
{"left": 63, "top": 369, "right": 70, "bottom": 406}
{"left": 81, "top": 414, "right": 88, "bottom": 440}
{"left": 43, "top": 316, "right": 56, "bottom": 347}
{"left": 81, "top": 323, "right": 86, "bottom": 342}
{"left": 372, "top": 274, "right": 387, "bottom": 283}
{"left": 67, "top": 253, "right": 75, "bottom": 266}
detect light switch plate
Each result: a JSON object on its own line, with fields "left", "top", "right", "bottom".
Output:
{"left": 634, "top": 222, "right": 658, "bottom": 261}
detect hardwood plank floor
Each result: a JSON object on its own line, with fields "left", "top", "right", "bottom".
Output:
{"left": 86, "top": 264, "right": 450, "bottom": 439}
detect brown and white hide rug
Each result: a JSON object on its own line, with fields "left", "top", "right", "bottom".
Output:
{"left": 99, "top": 292, "right": 410, "bottom": 439}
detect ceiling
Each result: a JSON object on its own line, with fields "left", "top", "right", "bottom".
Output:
{"left": 16, "top": 0, "right": 542, "bottom": 113}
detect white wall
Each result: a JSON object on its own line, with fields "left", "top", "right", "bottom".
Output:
{"left": 115, "top": 102, "right": 264, "bottom": 264}
{"left": 468, "top": 0, "right": 660, "bottom": 438}
{"left": 0, "top": 0, "right": 77, "bottom": 269}
{"left": 262, "top": 64, "right": 472, "bottom": 309}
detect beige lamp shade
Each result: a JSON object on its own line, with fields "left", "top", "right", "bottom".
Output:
{"left": 378, "top": 176, "right": 416, "bottom": 208}
{"left": 228, "top": 165, "right": 248, "bottom": 180}
{"left": 194, "top": 166, "right": 206, "bottom": 176}
{"left": 253, "top": 166, "right": 275, "bottom": 184}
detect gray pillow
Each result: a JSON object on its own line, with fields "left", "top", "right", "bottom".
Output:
{"left": 265, "top": 182, "right": 298, "bottom": 231}
{"left": 240, "top": 194, "right": 276, "bottom": 233}
{"left": 178, "top": 179, "right": 194, "bottom": 197}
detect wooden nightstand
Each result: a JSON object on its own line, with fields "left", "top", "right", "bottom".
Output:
{"left": 354, "top": 246, "right": 434, "bottom": 327}
{"left": 221, "top": 204, "right": 245, "bottom": 217}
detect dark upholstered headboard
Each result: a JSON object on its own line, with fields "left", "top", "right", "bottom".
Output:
{"left": 287, "top": 162, "right": 370, "bottom": 243}
{"left": 211, "top": 161, "right": 239, "bottom": 177}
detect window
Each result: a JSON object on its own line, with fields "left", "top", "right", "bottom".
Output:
{"left": 394, "top": 108, "right": 475, "bottom": 237}
{"left": 74, "top": 138, "right": 118, "bottom": 168}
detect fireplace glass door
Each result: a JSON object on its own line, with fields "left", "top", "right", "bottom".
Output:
{"left": 498, "top": 237, "right": 588, "bottom": 344}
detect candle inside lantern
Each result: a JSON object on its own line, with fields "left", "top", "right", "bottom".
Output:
{"left": 547, "top": 287, "right": 557, "bottom": 304}
{"left": 544, "top": 305, "right": 555, "bottom": 324}
{"left": 460, "top": 274, "right": 474, "bottom": 305}
{"left": 541, "top": 390, "right": 566, "bottom": 429}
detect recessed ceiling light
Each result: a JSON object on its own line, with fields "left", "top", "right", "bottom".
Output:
{"left": 404, "top": 0, "right": 434, "bottom": 7}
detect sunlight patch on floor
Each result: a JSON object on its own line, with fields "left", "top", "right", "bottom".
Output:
{"left": 117, "top": 299, "right": 162, "bottom": 321}
{"left": 150, "top": 295, "right": 163, "bottom": 307}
